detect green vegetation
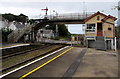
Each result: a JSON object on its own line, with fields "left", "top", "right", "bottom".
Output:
{"left": 46, "top": 24, "right": 71, "bottom": 40}
{"left": 2, "top": 13, "right": 28, "bottom": 23}
{"left": 0, "top": 27, "right": 13, "bottom": 42}
{"left": 1, "top": 13, "right": 72, "bottom": 42}
{"left": 115, "top": 26, "right": 120, "bottom": 38}
{"left": 1, "top": 13, "right": 29, "bottom": 42}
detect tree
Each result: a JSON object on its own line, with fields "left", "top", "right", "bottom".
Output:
{"left": 58, "top": 24, "right": 70, "bottom": 37}
{"left": 46, "top": 24, "right": 70, "bottom": 37}
{"left": 2, "top": 13, "right": 28, "bottom": 24}
{"left": 2, "top": 13, "right": 16, "bottom": 22}
{"left": 115, "top": 6, "right": 120, "bottom": 10}
{"left": 0, "top": 27, "right": 13, "bottom": 42}
{"left": 17, "top": 14, "right": 28, "bottom": 23}
{"left": 113, "top": 1, "right": 120, "bottom": 11}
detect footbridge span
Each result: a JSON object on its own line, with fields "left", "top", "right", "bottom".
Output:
{"left": 36, "top": 12, "right": 94, "bottom": 24}
{"left": 8, "top": 12, "right": 94, "bottom": 42}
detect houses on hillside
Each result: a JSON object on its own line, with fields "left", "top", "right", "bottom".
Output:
{"left": 0, "top": 15, "right": 27, "bottom": 30}
{"left": 0, "top": 20, "right": 26, "bottom": 30}
{"left": 0, "top": 16, "right": 9, "bottom": 29}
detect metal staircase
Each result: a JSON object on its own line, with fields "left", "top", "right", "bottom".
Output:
{"left": 8, "top": 24, "right": 35, "bottom": 42}
{"left": 95, "top": 36, "right": 106, "bottom": 50}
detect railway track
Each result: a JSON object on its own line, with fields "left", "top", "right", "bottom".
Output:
{"left": 1, "top": 44, "right": 66, "bottom": 74}
{"left": 1, "top": 44, "right": 51, "bottom": 59}
{"left": 1, "top": 44, "right": 45, "bottom": 56}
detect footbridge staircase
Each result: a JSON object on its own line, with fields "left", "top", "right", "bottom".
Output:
{"left": 8, "top": 24, "right": 34, "bottom": 42}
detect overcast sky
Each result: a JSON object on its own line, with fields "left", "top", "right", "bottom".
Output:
{"left": 0, "top": 0, "right": 119, "bottom": 34}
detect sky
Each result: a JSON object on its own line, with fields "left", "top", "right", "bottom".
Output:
{"left": 0, "top": 0, "right": 119, "bottom": 34}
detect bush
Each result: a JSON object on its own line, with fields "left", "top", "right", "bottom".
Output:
{"left": 0, "top": 27, "right": 13, "bottom": 42}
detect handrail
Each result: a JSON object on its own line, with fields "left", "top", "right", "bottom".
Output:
{"left": 47, "top": 13, "right": 94, "bottom": 20}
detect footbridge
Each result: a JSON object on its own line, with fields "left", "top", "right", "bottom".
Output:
{"left": 35, "top": 12, "right": 94, "bottom": 24}
{"left": 8, "top": 12, "right": 95, "bottom": 42}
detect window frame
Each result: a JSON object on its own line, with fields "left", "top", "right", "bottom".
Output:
{"left": 86, "top": 23, "right": 96, "bottom": 32}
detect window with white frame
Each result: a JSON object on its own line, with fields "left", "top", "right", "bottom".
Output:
{"left": 86, "top": 24, "right": 96, "bottom": 32}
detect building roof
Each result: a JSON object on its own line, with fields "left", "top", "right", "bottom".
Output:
{"left": 101, "top": 15, "right": 117, "bottom": 21}
{"left": 84, "top": 11, "right": 117, "bottom": 22}
{"left": 43, "top": 30, "right": 53, "bottom": 34}
{"left": 15, "top": 23, "right": 25, "bottom": 28}
{"left": 39, "top": 29, "right": 53, "bottom": 34}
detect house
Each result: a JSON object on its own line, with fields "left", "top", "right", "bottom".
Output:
{"left": 0, "top": 16, "right": 9, "bottom": 29}
{"left": 8, "top": 21, "right": 17, "bottom": 30}
{"left": 71, "top": 34, "right": 84, "bottom": 41}
{"left": 0, "top": 17, "right": 25, "bottom": 30}
{"left": 15, "top": 22, "right": 25, "bottom": 29}
{"left": 36, "top": 29, "right": 55, "bottom": 42}
{"left": 71, "top": 34, "right": 84, "bottom": 45}
{"left": 84, "top": 11, "right": 117, "bottom": 50}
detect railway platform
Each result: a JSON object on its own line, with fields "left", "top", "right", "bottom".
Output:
{"left": 0, "top": 43, "right": 30, "bottom": 50}
{"left": 0, "top": 45, "right": 118, "bottom": 78}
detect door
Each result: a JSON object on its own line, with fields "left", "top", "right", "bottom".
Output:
{"left": 97, "top": 23, "right": 103, "bottom": 36}
{"left": 88, "top": 40, "right": 95, "bottom": 48}
{"left": 106, "top": 40, "right": 111, "bottom": 50}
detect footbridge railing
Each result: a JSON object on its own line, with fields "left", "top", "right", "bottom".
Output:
{"left": 47, "top": 12, "right": 95, "bottom": 20}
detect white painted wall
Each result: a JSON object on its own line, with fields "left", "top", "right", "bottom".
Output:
{"left": 9, "top": 22, "right": 16, "bottom": 30}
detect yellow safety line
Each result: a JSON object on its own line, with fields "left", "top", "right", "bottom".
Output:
{"left": 19, "top": 47, "right": 74, "bottom": 79}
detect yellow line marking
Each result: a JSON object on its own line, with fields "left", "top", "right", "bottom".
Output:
{"left": 19, "top": 47, "right": 73, "bottom": 79}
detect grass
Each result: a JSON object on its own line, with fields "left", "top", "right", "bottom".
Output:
{"left": 73, "top": 44, "right": 84, "bottom": 47}
{"left": 2, "top": 45, "right": 62, "bottom": 69}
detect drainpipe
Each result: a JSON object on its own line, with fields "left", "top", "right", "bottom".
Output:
{"left": 104, "top": 30, "right": 107, "bottom": 50}
{"left": 111, "top": 38, "right": 113, "bottom": 49}
{"left": 95, "top": 36, "right": 96, "bottom": 49}
{"left": 115, "top": 37, "right": 117, "bottom": 51}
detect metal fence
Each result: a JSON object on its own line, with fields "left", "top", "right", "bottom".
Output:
{"left": 47, "top": 12, "right": 94, "bottom": 20}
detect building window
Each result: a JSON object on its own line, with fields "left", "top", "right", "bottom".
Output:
{"left": 97, "top": 16, "right": 100, "bottom": 20}
{"left": 108, "top": 27, "right": 112, "bottom": 30}
{"left": 86, "top": 24, "right": 95, "bottom": 32}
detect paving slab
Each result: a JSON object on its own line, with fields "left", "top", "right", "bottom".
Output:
{"left": 73, "top": 48, "right": 118, "bottom": 77}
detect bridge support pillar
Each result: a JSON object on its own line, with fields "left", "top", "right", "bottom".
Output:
{"left": 30, "top": 27, "right": 35, "bottom": 43}
{"left": 28, "top": 33, "right": 31, "bottom": 42}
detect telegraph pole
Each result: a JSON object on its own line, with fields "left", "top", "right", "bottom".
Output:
{"left": 83, "top": 2, "right": 87, "bottom": 18}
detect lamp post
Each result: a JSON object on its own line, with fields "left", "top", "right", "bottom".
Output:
{"left": 104, "top": 30, "right": 106, "bottom": 50}
{"left": 56, "top": 24, "right": 58, "bottom": 37}
{"left": 53, "top": 10, "right": 59, "bottom": 38}
{"left": 40, "top": 30, "right": 43, "bottom": 42}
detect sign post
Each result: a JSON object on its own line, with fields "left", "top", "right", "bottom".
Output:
{"left": 41, "top": 7, "right": 48, "bottom": 19}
